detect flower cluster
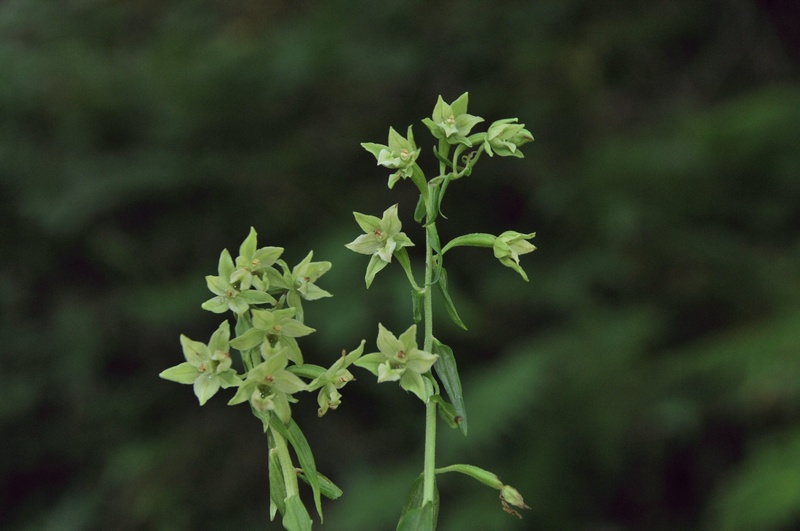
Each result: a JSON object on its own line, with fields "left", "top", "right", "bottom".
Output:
{"left": 160, "top": 227, "right": 362, "bottom": 424}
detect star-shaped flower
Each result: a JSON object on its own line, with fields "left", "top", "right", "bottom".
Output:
{"left": 229, "top": 227, "right": 284, "bottom": 290}
{"left": 227, "top": 347, "right": 307, "bottom": 424}
{"left": 345, "top": 204, "right": 414, "bottom": 288}
{"left": 229, "top": 307, "right": 315, "bottom": 365}
{"left": 201, "top": 248, "right": 276, "bottom": 315}
{"left": 422, "top": 92, "right": 484, "bottom": 147}
{"left": 354, "top": 324, "right": 438, "bottom": 401}
{"left": 159, "top": 321, "right": 242, "bottom": 405}
{"left": 269, "top": 252, "right": 332, "bottom": 323}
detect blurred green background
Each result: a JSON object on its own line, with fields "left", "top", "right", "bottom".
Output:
{"left": 2, "top": 0, "right": 799, "bottom": 529}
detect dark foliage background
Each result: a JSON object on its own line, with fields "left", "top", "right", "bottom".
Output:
{"left": 2, "top": 0, "right": 799, "bottom": 529}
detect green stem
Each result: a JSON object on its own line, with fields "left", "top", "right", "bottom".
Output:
{"left": 422, "top": 192, "right": 437, "bottom": 506}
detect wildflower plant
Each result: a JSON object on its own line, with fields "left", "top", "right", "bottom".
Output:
{"left": 161, "top": 92, "right": 535, "bottom": 530}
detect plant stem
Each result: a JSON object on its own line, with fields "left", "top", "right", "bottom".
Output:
{"left": 422, "top": 204, "right": 437, "bottom": 506}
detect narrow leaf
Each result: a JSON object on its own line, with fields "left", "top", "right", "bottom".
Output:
{"left": 431, "top": 394, "right": 462, "bottom": 430}
{"left": 414, "top": 194, "right": 426, "bottom": 223}
{"left": 397, "top": 474, "right": 439, "bottom": 531}
{"left": 396, "top": 501, "right": 436, "bottom": 531}
{"left": 268, "top": 448, "right": 287, "bottom": 519}
{"left": 436, "top": 267, "right": 467, "bottom": 331}
{"left": 432, "top": 146, "right": 454, "bottom": 168}
{"left": 271, "top": 418, "right": 324, "bottom": 521}
{"left": 411, "top": 289, "right": 424, "bottom": 323}
{"left": 432, "top": 338, "right": 468, "bottom": 435}
{"left": 429, "top": 226, "right": 441, "bottom": 254}
{"left": 283, "top": 495, "right": 313, "bottom": 531}
{"left": 436, "top": 175, "right": 452, "bottom": 219}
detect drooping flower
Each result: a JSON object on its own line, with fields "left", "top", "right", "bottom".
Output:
{"left": 483, "top": 118, "right": 534, "bottom": 158}
{"left": 361, "top": 126, "right": 421, "bottom": 189}
{"left": 307, "top": 340, "right": 365, "bottom": 416}
{"left": 493, "top": 231, "right": 537, "bottom": 281}
{"left": 345, "top": 204, "right": 414, "bottom": 288}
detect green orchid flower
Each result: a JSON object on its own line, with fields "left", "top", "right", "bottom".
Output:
{"left": 361, "top": 126, "right": 421, "bottom": 189}
{"left": 345, "top": 204, "right": 414, "bottom": 288}
{"left": 354, "top": 324, "right": 438, "bottom": 402}
{"left": 307, "top": 340, "right": 365, "bottom": 417}
{"left": 201, "top": 248, "right": 276, "bottom": 315}
{"left": 422, "top": 92, "right": 484, "bottom": 147}
{"left": 227, "top": 347, "right": 307, "bottom": 424}
{"left": 230, "top": 227, "right": 284, "bottom": 290}
{"left": 229, "top": 307, "right": 315, "bottom": 365}
{"left": 483, "top": 118, "right": 534, "bottom": 158}
{"left": 159, "top": 321, "right": 242, "bottom": 405}
{"left": 270, "top": 252, "right": 332, "bottom": 322}
{"left": 493, "top": 231, "right": 537, "bottom": 281}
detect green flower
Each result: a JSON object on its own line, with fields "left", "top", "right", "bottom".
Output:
{"left": 230, "top": 227, "right": 284, "bottom": 290}
{"left": 229, "top": 307, "right": 315, "bottom": 365}
{"left": 159, "top": 321, "right": 242, "bottom": 405}
{"left": 201, "top": 248, "right": 276, "bottom": 315}
{"left": 307, "top": 340, "right": 365, "bottom": 416}
{"left": 493, "top": 231, "right": 536, "bottom": 281}
{"left": 227, "top": 347, "right": 307, "bottom": 424}
{"left": 483, "top": 118, "right": 534, "bottom": 158}
{"left": 269, "top": 252, "right": 332, "bottom": 322}
{"left": 345, "top": 204, "right": 414, "bottom": 288}
{"left": 354, "top": 324, "right": 438, "bottom": 401}
{"left": 422, "top": 92, "right": 484, "bottom": 147}
{"left": 361, "top": 126, "right": 421, "bottom": 189}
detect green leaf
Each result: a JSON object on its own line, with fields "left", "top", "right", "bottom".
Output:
{"left": 397, "top": 474, "right": 438, "bottom": 531}
{"left": 432, "top": 338, "right": 468, "bottom": 435}
{"left": 426, "top": 185, "right": 440, "bottom": 225}
{"left": 396, "top": 501, "right": 436, "bottom": 531}
{"left": 432, "top": 146, "right": 454, "bottom": 168}
{"left": 435, "top": 267, "right": 467, "bottom": 330}
{"left": 411, "top": 289, "right": 423, "bottom": 323}
{"left": 283, "top": 495, "right": 313, "bottom": 531}
{"left": 272, "top": 418, "right": 324, "bottom": 521}
{"left": 430, "top": 394, "right": 461, "bottom": 430}
{"left": 427, "top": 225, "right": 441, "bottom": 253}
{"left": 436, "top": 175, "right": 452, "bottom": 219}
{"left": 414, "top": 194, "right": 426, "bottom": 223}
{"left": 268, "top": 443, "right": 287, "bottom": 519}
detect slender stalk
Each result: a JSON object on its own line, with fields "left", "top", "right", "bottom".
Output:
{"left": 422, "top": 200, "right": 437, "bottom": 505}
